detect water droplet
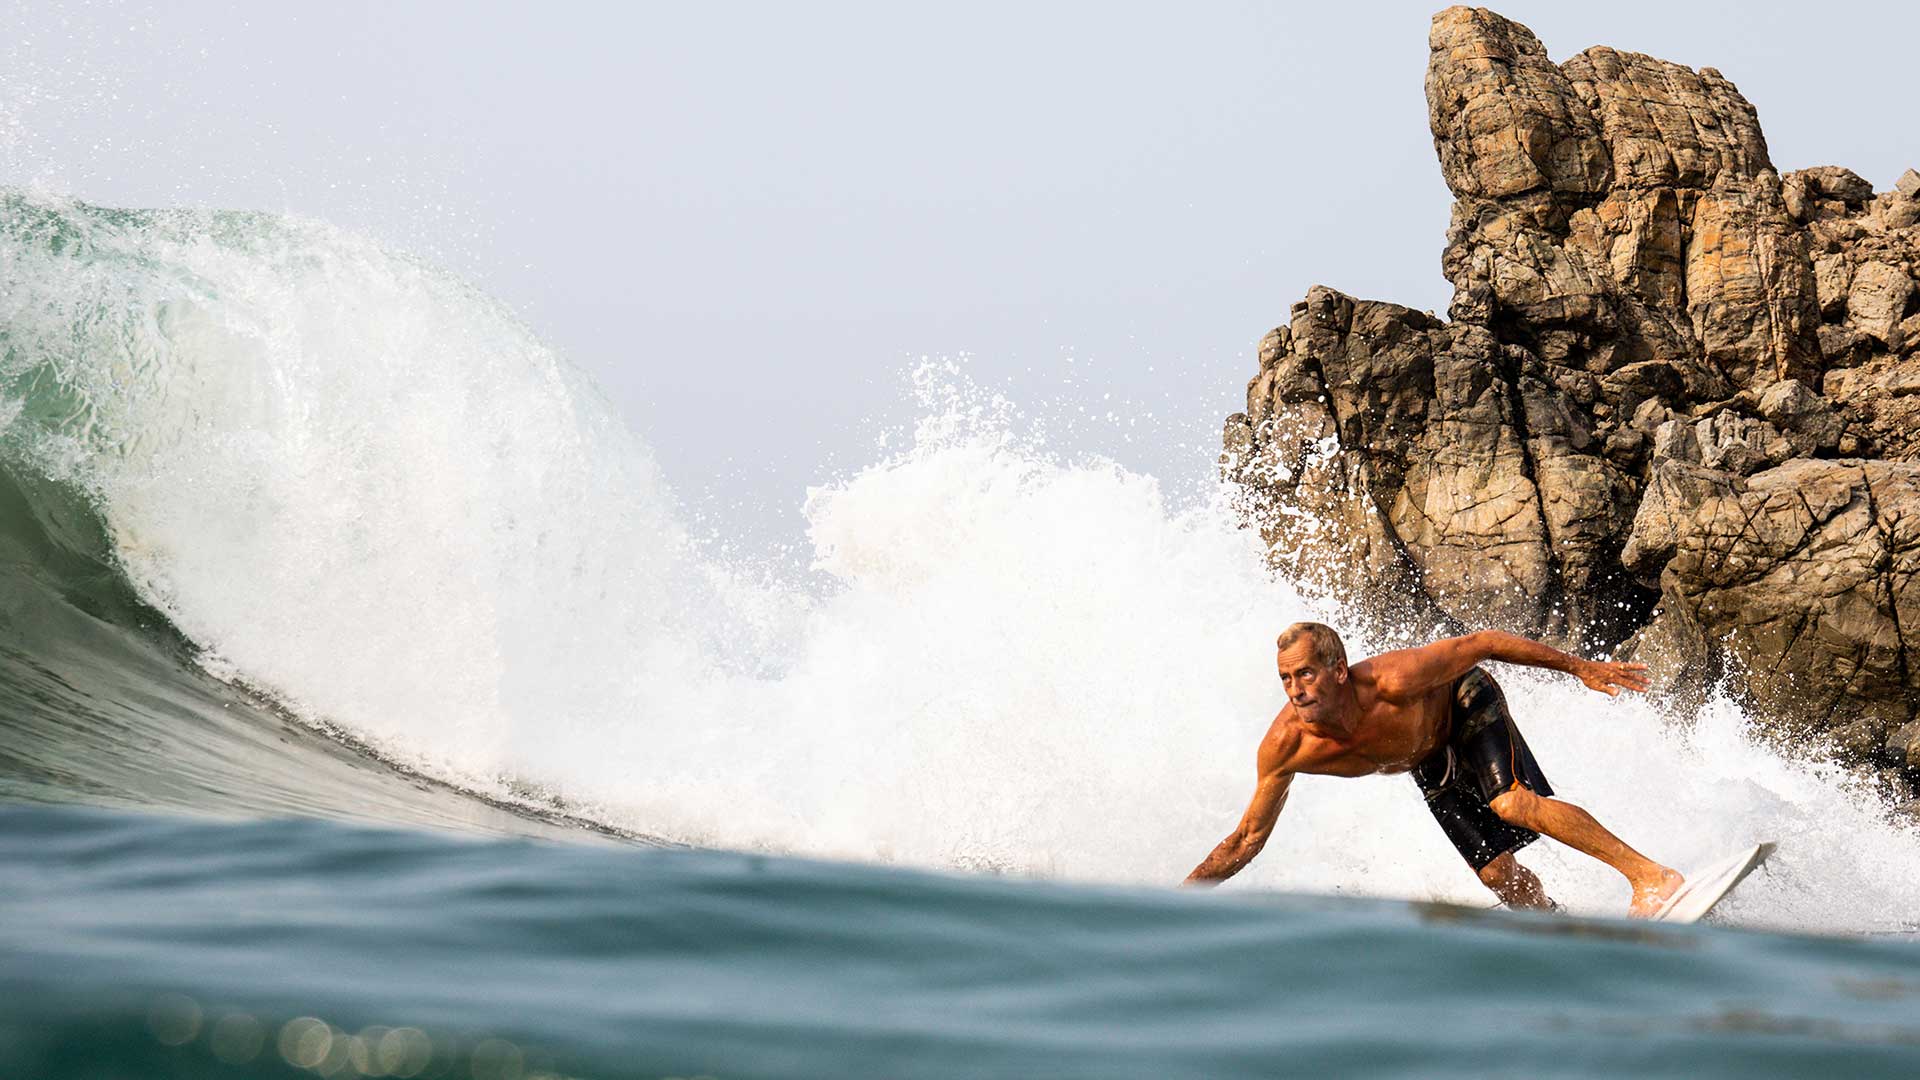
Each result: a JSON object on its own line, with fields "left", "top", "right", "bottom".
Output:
{"left": 379, "top": 1027, "right": 434, "bottom": 1078}
{"left": 210, "top": 1012, "right": 265, "bottom": 1064}
{"left": 278, "top": 1016, "right": 334, "bottom": 1069}
{"left": 146, "top": 993, "right": 202, "bottom": 1046}
{"left": 471, "top": 1037, "right": 524, "bottom": 1080}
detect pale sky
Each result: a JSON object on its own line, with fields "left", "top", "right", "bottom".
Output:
{"left": 4, "top": 1, "right": 1915, "bottom": 542}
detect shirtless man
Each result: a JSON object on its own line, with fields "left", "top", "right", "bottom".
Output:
{"left": 1183, "top": 622, "right": 1684, "bottom": 917}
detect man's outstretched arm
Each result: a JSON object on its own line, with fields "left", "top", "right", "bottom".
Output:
{"left": 1184, "top": 732, "right": 1296, "bottom": 886}
{"left": 1370, "top": 629, "right": 1651, "bottom": 700}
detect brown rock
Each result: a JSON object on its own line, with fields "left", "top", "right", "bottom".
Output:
{"left": 1818, "top": 322, "right": 1870, "bottom": 368}
{"left": 1883, "top": 192, "right": 1920, "bottom": 231}
{"left": 1813, "top": 254, "right": 1853, "bottom": 317}
{"left": 1782, "top": 171, "right": 1812, "bottom": 223}
{"left": 1561, "top": 48, "right": 1770, "bottom": 189}
{"left": 1228, "top": 8, "right": 1920, "bottom": 788}
{"left": 1684, "top": 182, "right": 1821, "bottom": 387}
{"left": 1825, "top": 354, "right": 1920, "bottom": 461}
{"left": 1630, "top": 460, "right": 1920, "bottom": 753}
{"left": 1799, "top": 166, "right": 1875, "bottom": 206}
{"left": 1614, "top": 612, "right": 1723, "bottom": 714}
{"left": 1620, "top": 460, "right": 1740, "bottom": 584}
{"left": 1630, "top": 396, "right": 1675, "bottom": 432}
{"left": 1756, "top": 379, "right": 1843, "bottom": 456}
{"left": 1425, "top": 8, "right": 1608, "bottom": 203}
{"left": 1889, "top": 721, "right": 1920, "bottom": 768}
{"left": 1694, "top": 412, "right": 1785, "bottom": 475}
{"left": 1848, "top": 261, "right": 1915, "bottom": 349}
{"left": 1650, "top": 418, "right": 1702, "bottom": 464}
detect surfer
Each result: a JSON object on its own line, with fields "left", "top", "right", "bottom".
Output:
{"left": 1183, "top": 622, "right": 1684, "bottom": 917}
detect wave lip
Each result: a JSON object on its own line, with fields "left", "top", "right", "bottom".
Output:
{"left": 0, "top": 190, "right": 672, "bottom": 834}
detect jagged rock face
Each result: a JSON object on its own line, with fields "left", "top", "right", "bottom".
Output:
{"left": 1225, "top": 6, "right": 1920, "bottom": 789}
{"left": 1623, "top": 459, "right": 1920, "bottom": 771}
{"left": 1798, "top": 176, "right": 1920, "bottom": 463}
{"left": 1233, "top": 287, "right": 1639, "bottom": 642}
{"left": 1429, "top": 7, "right": 1820, "bottom": 390}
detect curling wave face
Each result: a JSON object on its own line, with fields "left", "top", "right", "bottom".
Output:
{"left": 1, "top": 190, "right": 1916, "bottom": 931}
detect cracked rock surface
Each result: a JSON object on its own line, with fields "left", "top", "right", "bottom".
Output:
{"left": 1224, "top": 6, "right": 1920, "bottom": 793}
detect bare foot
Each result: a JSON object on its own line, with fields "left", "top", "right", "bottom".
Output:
{"left": 1628, "top": 868, "right": 1685, "bottom": 919}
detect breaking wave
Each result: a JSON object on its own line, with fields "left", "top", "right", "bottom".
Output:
{"left": 2, "top": 189, "right": 1915, "bottom": 931}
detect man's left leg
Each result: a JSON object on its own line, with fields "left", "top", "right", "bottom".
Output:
{"left": 1488, "top": 787, "right": 1683, "bottom": 917}
{"left": 1476, "top": 851, "right": 1552, "bottom": 911}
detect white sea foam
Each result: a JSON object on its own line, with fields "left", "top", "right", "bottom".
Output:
{"left": 3, "top": 192, "right": 1914, "bottom": 931}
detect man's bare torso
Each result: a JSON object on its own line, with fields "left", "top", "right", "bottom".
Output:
{"left": 1264, "top": 658, "right": 1457, "bottom": 778}
{"left": 1185, "top": 627, "right": 1668, "bottom": 911}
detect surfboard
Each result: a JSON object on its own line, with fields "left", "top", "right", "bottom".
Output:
{"left": 1650, "top": 842, "right": 1776, "bottom": 924}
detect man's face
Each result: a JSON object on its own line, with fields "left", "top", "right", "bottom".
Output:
{"left": 1276, "top": 640, "right": 1345, "bottom": 723}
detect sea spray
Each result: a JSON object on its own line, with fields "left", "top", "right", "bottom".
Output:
{"left": 2, "top": 190, "right": 1916, "bottom": 931}
{"left": 0, "top": 190, "right": 695, "bottom": 781}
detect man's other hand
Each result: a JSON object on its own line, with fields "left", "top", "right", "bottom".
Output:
{"left": 1577, "top": 659, "right": 1651, "bottom": 696}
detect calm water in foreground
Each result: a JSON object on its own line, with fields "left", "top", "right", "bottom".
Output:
{"left": 5, "top": 804, "right": 1920, "bottom": 1079}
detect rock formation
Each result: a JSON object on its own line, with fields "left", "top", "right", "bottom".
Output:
{"left": 1224, "top": 7, "right": 1920, "bottom": 797}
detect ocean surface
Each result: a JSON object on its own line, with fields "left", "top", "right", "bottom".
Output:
{"left": 4, "top": 189, "right": 1920, "bottom": 1077}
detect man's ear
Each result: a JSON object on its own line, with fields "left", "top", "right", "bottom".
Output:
{"left": 1334, "top": 661, "right": 1349, "bottom": 683}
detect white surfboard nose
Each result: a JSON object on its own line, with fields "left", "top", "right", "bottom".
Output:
{"left": 1653, "top": 842, "right": 1776, "bottom": 924}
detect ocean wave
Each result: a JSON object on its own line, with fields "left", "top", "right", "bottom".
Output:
{"left": 3, "top": 189, "right": 1917, "bottom": 931}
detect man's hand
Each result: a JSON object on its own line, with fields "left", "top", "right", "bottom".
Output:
{"left": 1184, "top": 728, "right": 1298, "bottom": 885}
{"left": 1576, "top": 659, "right": 1651, "bottom": 696}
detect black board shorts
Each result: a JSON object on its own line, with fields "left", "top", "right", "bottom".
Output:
{"left": 1409, "top": 667, "right": 1554, "bottom": 871}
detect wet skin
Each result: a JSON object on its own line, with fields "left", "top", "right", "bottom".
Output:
{"left": 1183, "top": 629, "right": 1680, "bottom": 917}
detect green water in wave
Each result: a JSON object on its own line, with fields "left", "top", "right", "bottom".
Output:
{"left": 0, "top": 458, "right": 634, "bottom": 837}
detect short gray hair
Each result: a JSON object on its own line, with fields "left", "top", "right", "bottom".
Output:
{"left": 1275, "top": 621, "right": 1347, "bottom": 668}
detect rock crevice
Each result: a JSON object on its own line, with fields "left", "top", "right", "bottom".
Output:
{"left": 1224, "top": 6, "right": 1920, "bottom": 795}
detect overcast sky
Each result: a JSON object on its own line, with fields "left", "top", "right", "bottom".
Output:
{"left": 4, "top": 1, "right": 1915, "bottom": 541}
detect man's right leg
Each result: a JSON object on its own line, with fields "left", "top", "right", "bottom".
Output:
{"left": 1489, "top": 787, "right": 1682, "bottom": 917}
{"left": 1477, "top": 852, "right": 1552, "bottom": 910}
